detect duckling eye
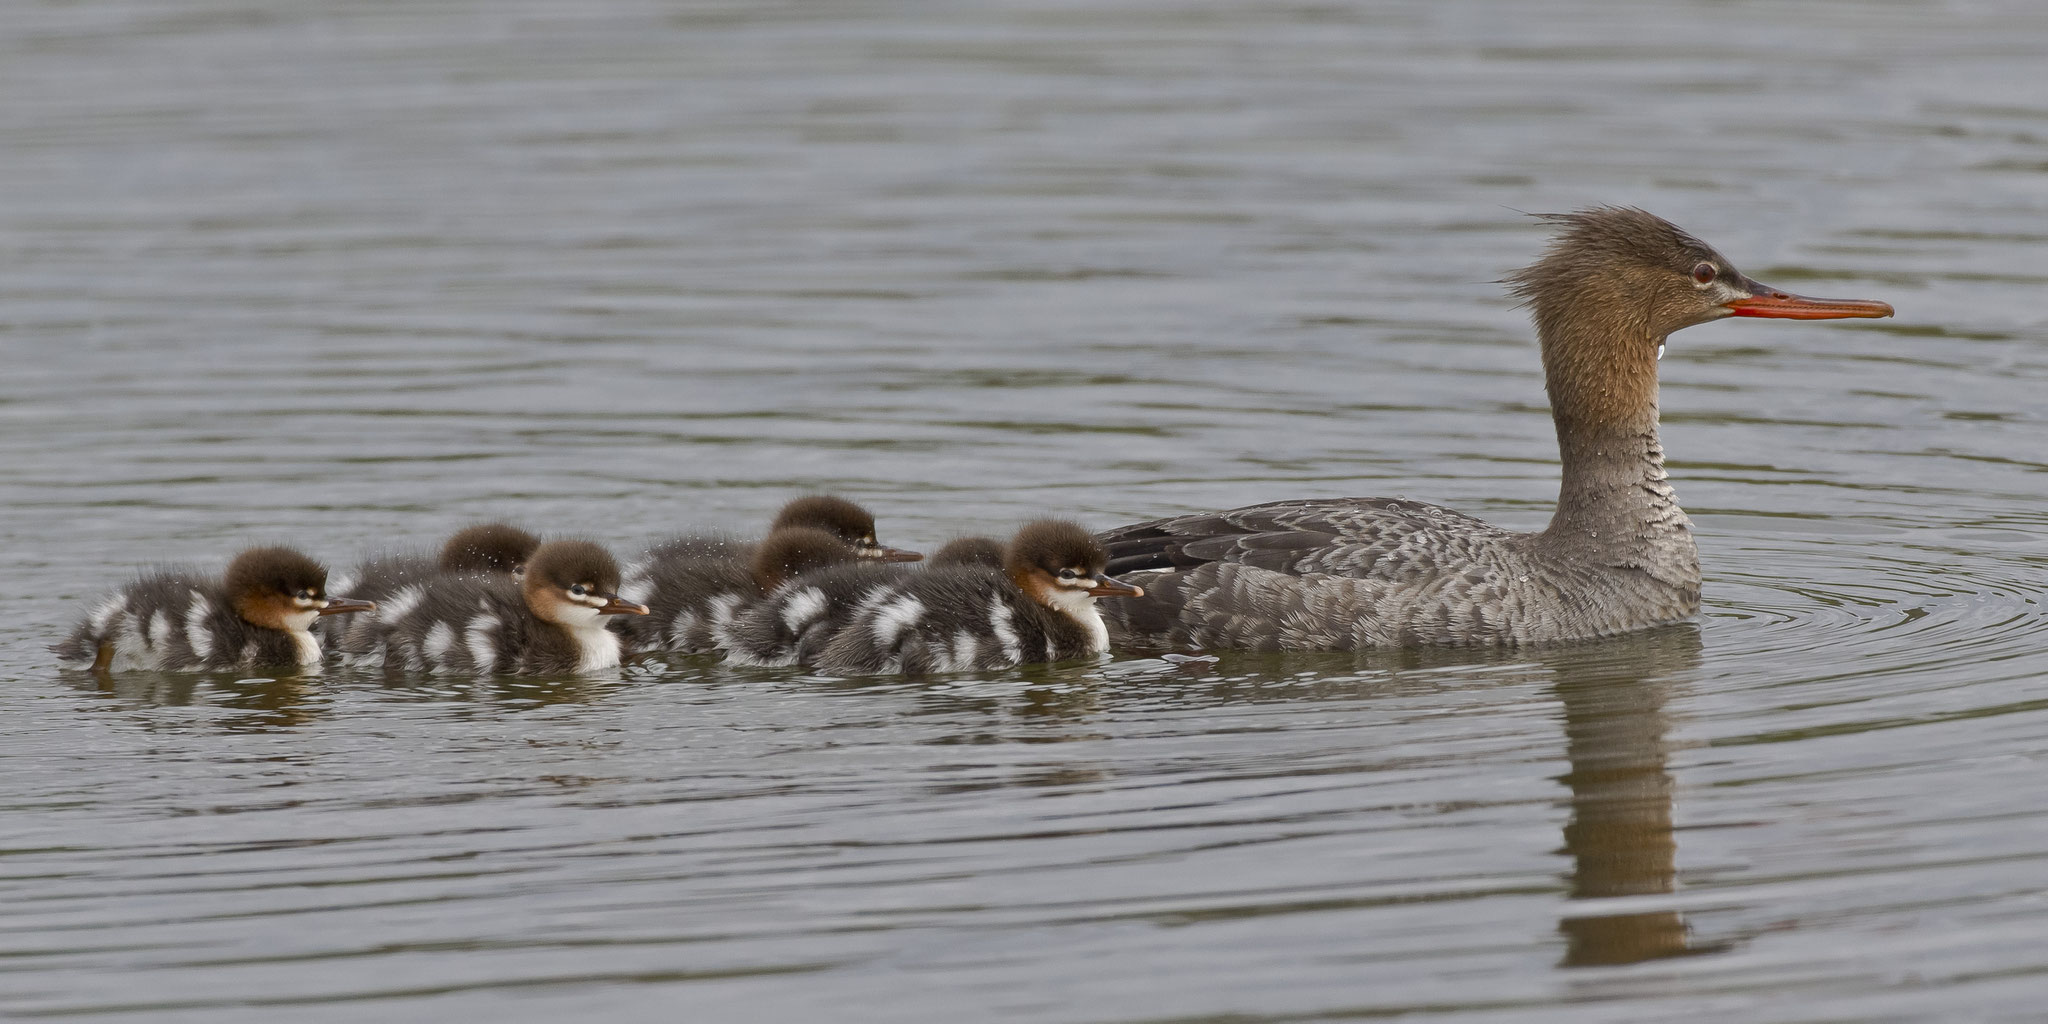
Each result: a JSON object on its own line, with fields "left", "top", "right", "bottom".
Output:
{"left": 1058, "top": 569, "right": 1078, "bottom": 580}
{"left": 1691, "top": 262, "right": 1717, "bottom": 285}
{"left": 569, "top": 584, "right": 588, "bottom": 596}
{"left": 295, "top": 589, "right": 314, "bottom": 600}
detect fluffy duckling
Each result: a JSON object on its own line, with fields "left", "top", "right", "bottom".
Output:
{"left": 620, "top": 495, "right": 920, "bottom": 647}
{"left": 807, "top": 520, "right": 1144, "bottom": 676}
{"left": 378, "top": 540, "right": 649, "bottom": 675}
{"left": 324, "top": 522, "right": 541, "bottom": 659}
{"left": 621, "top": 526, "right": 863, "bottom": 654}
{"left": 623, "top": 494, "right": 920, "bottom": 591}
{"left": 718, "top": 556, "right": 917, "bottom": 668}
{"left": 53, "top": 547, "right": 374, "bottom": 672}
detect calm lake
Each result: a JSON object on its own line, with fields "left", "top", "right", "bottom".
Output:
{"left": 4, "top": 0, "right": 2047, "bottom": 1020}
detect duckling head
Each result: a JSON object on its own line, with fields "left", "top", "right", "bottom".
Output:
{"left": 751, "top": 526, "right": 860, "bottom": 590}
{"left": 522, "top": 540, "right": 650, "bottom": 627}
{"left": 225, "top": 546, "right": 375, "bottom": 633}
{"left": 770, "top": 494, "right": 922, "bottom": 563}
{"left": 438, "top": 522, "right": 541, "bottom": 578}
{"left": 1003, "top": 520, "right": 1144, "bottom": 620}
{"left": 931, "top": 535, "right": 1006, "bottom": 569}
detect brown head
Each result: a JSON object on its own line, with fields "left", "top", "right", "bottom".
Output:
{"left": 224, "top": 546, "right": 375, "bottom": 632}
{"left": 1003, "top": 520, "right": 1145, "bottom": 615}
{"left": 770, "top": 495, "right": 922, "bottom": 563}
{"left": 1507, "top": 207, "right": 1892, "bottom": 432}
{"left": 932, "top": 535, "right": 1006, "bottom": 569}
{"left": 521, "top": 540, "right": 649, "bottom": 626}
{"left": 438, "top": 522, "right": 541, "bottom": 577}
{"left": 750, "top": 526, "right": 860, "bottom": 590}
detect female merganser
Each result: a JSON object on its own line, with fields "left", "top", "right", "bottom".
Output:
{"left": 1098, "top": 207, "right": 1894, "bottom": 649}
{"left": 324, "top": 522, "right": 541, "bottom": 658}
{"left": 804, "top": 520, "right": 1145, "bottom": 676}
{"left": 621, "top": 526, "right": 864, "bottom": 653}
{"left": 53, "top": 547, "right": 374, "bottom": 672}
{"left": 377, "top": 540, "right": 649, "bottom": 675}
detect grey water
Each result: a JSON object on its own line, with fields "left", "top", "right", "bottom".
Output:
{"left": 4, "top": 0, "right": 2047, "bottom": 1020}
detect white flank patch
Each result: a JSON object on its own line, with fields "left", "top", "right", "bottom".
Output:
{"left": 89, "top": 595, "right": 127, "bottom": 635}
{"left": 951, "top": 631, "right": 979, "bottom": 671}
{"left": 144, "top": 611, "right": 170, "bottom": 651}
{"left": 780, "top": 588, "right": 828, "bottom": 632}
{"left": 423, "top": 622, "right": 456, "bottom": 667}
{"left": 618, "top": 576, "right": 653, "bottom": 606}
{"left": 380, "top": 585, "right": 424, "bottom": 623}
{"left": 328, "top": 574, "right": 356, "bottom": 599}
{"left": 706, "top": 593, "right": 745, "bottom": 628}
{"left": 184, "top": 591, "right": 215, "bottom": 662}
{"left": 989, "top": 602, "right": 1021, "bottom": 663}
{"left": 1045, "top": 588, "right": 1109, "bottom": 654}
{"left": 465, "top": 615, "right": 500, "bottom": 672}
{"left": 869, "top": 595, "right": 925, "bottom": 647}
{"left": 109, "top": 618, "right": 151, "bottom": 670}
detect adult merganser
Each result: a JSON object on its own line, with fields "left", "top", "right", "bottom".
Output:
{"left": 377, "top": 540, "right": 649, "bottom": 675}
{"left": 324, "top": 522, "right": 541, "bottom": 658}
{"left": 621, "top": 526, "right": 866, "bottom": 654}
{"left": 1098, "top": 207, "right": 1894, "bottom": 649}
{"left": 53, "top": 547, "right": 374, "bottom": 672}
{"left": 803, "top": 520, "right": 1144, "bottom": 676}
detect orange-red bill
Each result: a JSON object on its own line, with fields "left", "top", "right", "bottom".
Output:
{"left": 1725, "top": 279, "right": 1893, "bottom": 320}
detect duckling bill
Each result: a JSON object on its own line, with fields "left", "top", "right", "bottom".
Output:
{"left": 53, "top": 547, "right": 373, "bottom": 672}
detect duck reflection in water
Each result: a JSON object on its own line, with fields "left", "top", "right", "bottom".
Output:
{"left": 1545, "top": 625, "right": 1717, "bottom": 967}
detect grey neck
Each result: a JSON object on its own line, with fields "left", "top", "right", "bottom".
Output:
{"left": 1536, "top": 336, "right": 1696, "bottom": 581}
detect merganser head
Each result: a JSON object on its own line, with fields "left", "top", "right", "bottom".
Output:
{"left": 1507, "top": 208, "right": 1893, "bottom": 432}
{"left": 751, "top": 526, "right": 860, "bottom": 589}
{"left": 931, "top": 536, "right": 1006, "bottom": 569}
{"left": 1510, "top": 207, "right": 1894, "bottom": 342}
{"left": 224, "top": 546, "right": 375, "bottom": 633}
{"left": 1004, "top": 520, "right": 1145, "bottom": 615}
{"left": 770, "top": 495, "right": 922, "bottom": 563}
{"left": 521, "top": 540, "right": 650, "bottom": 626}
{"left": 438, "top": 522, "right": 541, "bottom": 579}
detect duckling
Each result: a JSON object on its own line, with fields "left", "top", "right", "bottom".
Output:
{"left": 930, "top": 535, "right": 1006, "bottom": 569}
{"left": 719, "top": 557, "right": 917, "bottom": 668}
{"left": 378, "top": 540, "right": 649, "bottom": 675}
{"left": 53, "top": 546, "right": 374, "bottom": 672}
{"left": 620, "top": 526, "right": 862, "bottom": 654}
{"left": 806, "top": 520, "right": 1144, "bottom": 676}
{"left": 622, "top": 495, "right": 920, "bottom": 600}
{"left": 323, "top": 522, "right": 540, "bottom": 659}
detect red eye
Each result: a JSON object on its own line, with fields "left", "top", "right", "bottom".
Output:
{"left": 1692, "top": 262, "right": 1717, "bottom": 284}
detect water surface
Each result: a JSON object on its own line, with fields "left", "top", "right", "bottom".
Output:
{"left": 4, "top": 1, "right": 2048, "bottom": 1020}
